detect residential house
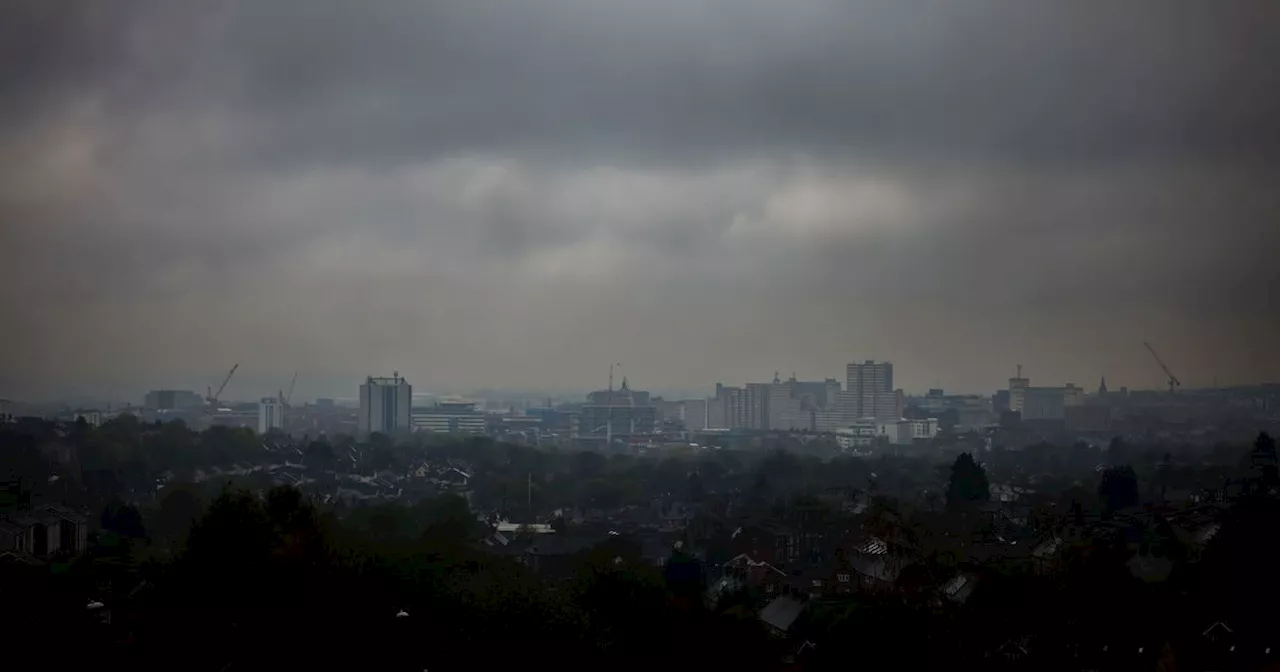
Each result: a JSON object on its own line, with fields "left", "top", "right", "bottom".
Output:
{"left": 730, "top": 520, "right": 801, "bottom": 567}
{"left": 847, "top": 536, "right": 906, "bottom": 593}
{"left": 707, "top": 552, "right": 790, "bottom": 605}
{"left": 0, "top": 504, "right": 88, "bottom": 559}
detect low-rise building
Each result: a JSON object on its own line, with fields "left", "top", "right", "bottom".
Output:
{"left": 835, "top": 419, "right": 880, "bottom": 449}
{"left": 412, "top": 401, "right": 487, "bottom": 434}
{"left": 71, "top": 410, "right": 103, "bottom": 427}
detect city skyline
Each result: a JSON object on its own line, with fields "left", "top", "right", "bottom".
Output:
{"left": 8, "top": 356, "right": 1234, "bottom": 411}
{"left": 3, "top": 1, "right": 1278, "bottom": 401}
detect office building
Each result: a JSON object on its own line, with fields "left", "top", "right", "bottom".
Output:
{"left": 814, "top": 391, "right": 860, "bottom": 432}
{"left": 526, "top": 406, "right": 572, "bottom": 432}
{"left": 258, "top": 397, "right": 284, "bottom": 434}
{"left": 835, "top": 419, "right": 879, "bottom": 449}
{"left": 847, "top": 360, "right": 898, "bottom": 420}
{"left": 1007, "top": 365, "right": 1086, "bottom": 421}
{"left": 572, "top": 378, "right": 657, "bottom": 441}
{"left": 358, "top": 373, "right": 412, "bottom": 437}
{"left": 412, "top": 401, "right": 487, "bottom": 434}
{"left": 708, "top": 383, "right": 767, "bottom": 430}
{"left": 145, "top": 389, "right": 205, "bottom": 411}
{"left": 682, "top": 398, "right": 709, "bottom": 431}
{"left": 1008, "top": 365, "right": 1031, "bottom": 414}
{"left": 1065, "top": 404, "right": 1112, "bottom": 433}
{"left": 654, "top": 397, "right": 710, "bottom": 431}
{"left": 72, "top": 410, "right": 103, "bottom": 427}
{"left": 767, "top": 374, "right": 812, "bottom": 431}
{"left": 877, "top": 420, "right": 913, "bottom": 445}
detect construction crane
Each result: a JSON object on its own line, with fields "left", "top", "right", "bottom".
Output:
{"left": 1143, "top": 342, "right": 1181, "bottom": 392}
{"left": 206, "top": 363, "right": 239, "bottom": 407}
{"left": 279, "top": 372, "right": 298, "bottom": 407}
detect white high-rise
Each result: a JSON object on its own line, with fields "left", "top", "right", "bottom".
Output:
{"left": 258, "top": 397, "right": 284, "bottom": 434}
{"left": 358, "top": 373, "right": 412, "bottom": 437}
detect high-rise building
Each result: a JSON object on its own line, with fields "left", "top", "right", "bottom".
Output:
{"left": 766, "top": 374, "right": 822, "bottom": 431}
{"left": 1008, "top": 365, "right": 1031, "bottom": 414}
{"left": 358, "top": 373, "right": 412, "bottom": 437}
{"left": 846, "top": 361, "right": 897, "bottom": 420}
{"left": 708, "top": 382, "right": 771, "bottom": 430}
{"left": 767, "top": 376, "right": 806, "bottom": 431}
{"left": 258, "top": 397, "right": 284, "bottom": 434}
{"left": 814, "top": 390, "right": 860, "bottom": 432}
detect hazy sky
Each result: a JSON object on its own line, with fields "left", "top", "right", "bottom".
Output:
{"left": 3, "top": 1, "right": 1278, "bottom": 402}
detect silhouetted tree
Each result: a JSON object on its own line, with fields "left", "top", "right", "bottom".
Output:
{"left": 152, "top": 484, "right": 203, "bottom": 547}
{"left": 946, "top": 452, "right": 990, "bottom": 511}
{"left": 102, "top": 501, "right": 147, "bottom": 539}
{"left": 1098, "top": 465, "right": 1139, "bottom": 515}
{"left": 1247, "top": 432, "right": 1278, "bottom": 492}
{"left": 687, "top": 470, "right": 706, "bottom": 503}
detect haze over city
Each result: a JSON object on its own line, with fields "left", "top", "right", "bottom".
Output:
{"left": 3, "top": 1, "right": 1278, "bottom": 403}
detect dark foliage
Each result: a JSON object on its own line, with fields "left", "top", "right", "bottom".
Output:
{"left": 6, "top": 417, "right": 1280, "bottom": 671}
{"left": 1098, "top": 465, "right": 1140, "bottom": 515}
{"left": 945, "top": 452, "right": 990, "bottom": 511}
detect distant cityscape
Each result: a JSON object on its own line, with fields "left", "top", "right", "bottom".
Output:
{"left": 6, "top": 350, "right": 1278, "bottom": 453}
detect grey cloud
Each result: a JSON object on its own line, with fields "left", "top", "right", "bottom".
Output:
{"left": 11, "top": 1, "right": 1278, "bottom": 168}
{"left": 1, "top": 1, "right": 1278, "bottom": 401}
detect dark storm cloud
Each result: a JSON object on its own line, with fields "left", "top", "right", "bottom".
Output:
{"left": 1, "top": 0, "right": 1278, "bottom": 400}
{"left": 191, "top": 1, "right": 1280, "bottom": 167}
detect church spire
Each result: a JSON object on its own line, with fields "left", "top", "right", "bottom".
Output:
{"left": 1098, "top": 376, "right": 1108, "bottom": 395}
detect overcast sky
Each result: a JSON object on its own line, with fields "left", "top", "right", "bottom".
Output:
{"left": 2, "top": 1, "right": 1278, "bottom": 402}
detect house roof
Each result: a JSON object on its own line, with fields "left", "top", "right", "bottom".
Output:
{"left": 724, "top": 553, "right": 787, "bottom": 577}
{"left": 942, "top": 573, "right": 978, "bottom": 604}
{"left": 856, "top": 537, "right": 889, "bottom": 555}
{"left": 759, "top": 596, "right": 806, "bottom": 633}
{"left": 851, "top": 554, "right": 902, "bottom": 583}
{"left": 0, "top": 549, "right": 45, "bottom": 566}
{"left": 1031, "top": 536, "right": 1063, "bottom": 559}
{"left": 996, "top": 637, "right": 1031, "bottom": 658}
{"left": 40, "top": 504, "right": 87, "bottom": 523}
{"left": 1203, "top": 621, "right": 1234, "bottom": 638}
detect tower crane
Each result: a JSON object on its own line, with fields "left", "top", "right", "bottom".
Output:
{"left": 1142, "top": 342, "right": 1181, "bottom": 392}
{"left": 206, "top": 363, "right": 239, "bottom": 407}
{"left": 279, "top": 372, "right": 298, "bottom": 407}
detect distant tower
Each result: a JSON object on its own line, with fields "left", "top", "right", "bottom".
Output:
{"left": 1098, "top": 377, "right": 1108, "bottom": 395}
{"left": 258, "top": 397, "right": 284, "bottom": 434}
{"left": 1008, "top": 364, "right": 1031, "bottom": 415}
{"left": 358, "top": 374, "right": 412, "bottom": 437}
